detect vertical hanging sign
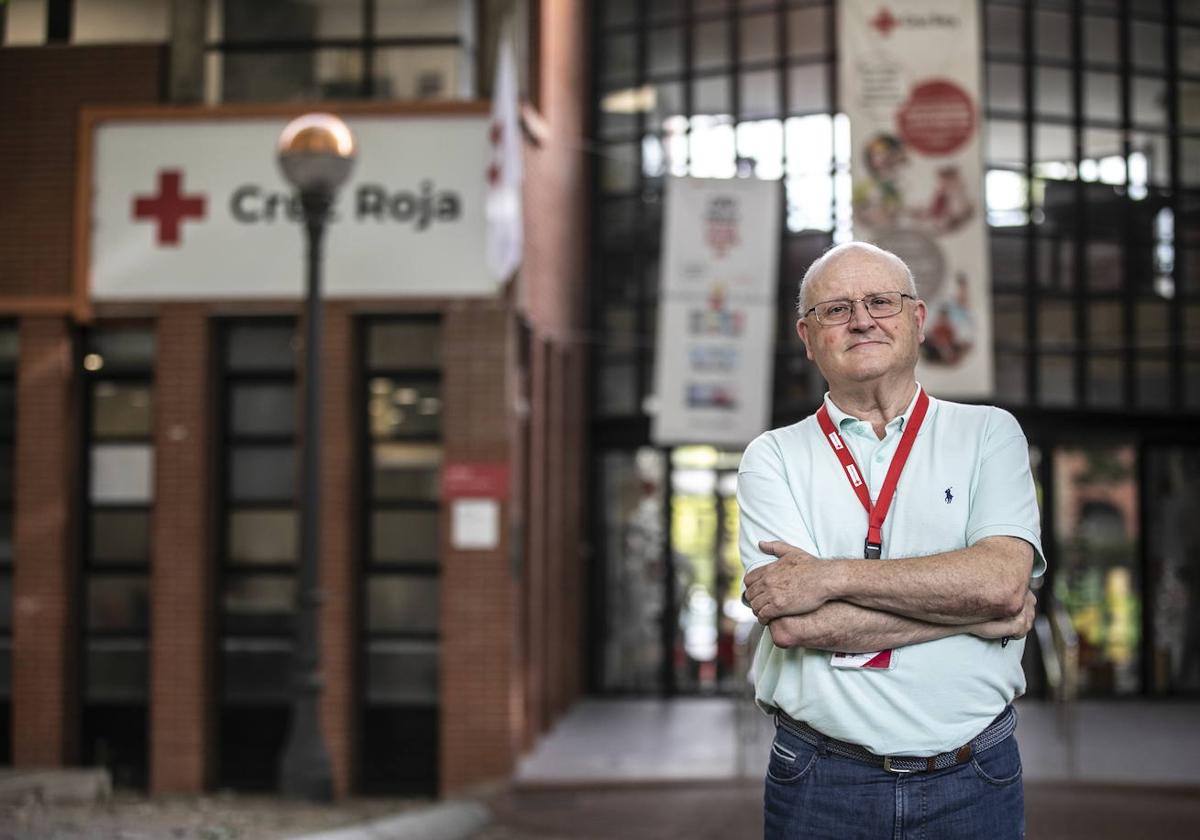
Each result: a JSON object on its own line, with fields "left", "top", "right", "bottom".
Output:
{"left": 652, "top": 177, "right": 781, "bottom": 447}
{"left": 840, "top": 1, "right": 993, "bottom": 396}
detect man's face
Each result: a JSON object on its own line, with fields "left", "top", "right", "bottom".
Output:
{"left": 796, "top": 252, "right": 927, "bottom": 388}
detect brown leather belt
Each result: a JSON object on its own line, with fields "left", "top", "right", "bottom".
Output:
{"left": 774, "top": 705, "right": 1017, "bottom": 774}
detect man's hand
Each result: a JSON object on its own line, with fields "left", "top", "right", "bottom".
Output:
{"left": 744, "top": 540, "right": 834, "bottom": 622}
{"left": 971, "top": 590, "right": 1037, "bottom": 640}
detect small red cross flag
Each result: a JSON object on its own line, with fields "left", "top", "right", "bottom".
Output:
{"left": 485, "top": 22, "right": 524, "bottom": 284}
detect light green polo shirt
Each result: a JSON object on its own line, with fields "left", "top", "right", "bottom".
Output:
{"left": 738, "top": 386, "right": 1045, "bottom": 756}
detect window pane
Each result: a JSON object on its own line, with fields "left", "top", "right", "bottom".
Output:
{"left": 367, "top": 379, "right": 442, "bottom": 439}
{"left": 376, "top": 0, "right": 461, "bottom": 37}
{"left": 86, "top": 639, "right": 148, "bottom": 702}
{"left": 91, "top": 510, "right": 151, "bottom": 565}
{"left": 0, "top": 576, "right": 10, "bottom": 631}
{"left": 367, "top": 639, "right": 438, "bottom": 705}
{"left": 88, "top": 576, "right": 149, "bottom": 633}
{"left": 740, "top": 70, "right": 779, "bottom": 120}
{"left": 0, "top": 383, "right": 14, "bottom": 437}
{"left": 1136, "top": 357, "right": 1169, "bottom": 409}
{"left": 230, "top": 446, "right": 295, "bottom": 502}
{"left": 231, "top": 383, "right": 295, "bottom": 436}
{"left": 1035, "top": 10, "right": 1071, "bottom": 60}
{"left": 1084, "top": 15, "right": 1118, "bottom": 64}
{"left": 740, "top": 13, "right": 777, "bottom": 64}
{"left": 602, "top": 33, "right": 636, "bottom": 90}
{"left": 87, "top": 328, "right": 155, "bottom": 369}
{"left": 372, "top": 46, "right": 460, "bottom": 101}
{"left": 91, "top": 445, "right": 154, "bottom": 504}
{"left": 222, "top": 638, "right": 292, "bottom": 704}
{"left": 986, "top": 4, "right": 1023, "bottom": 54}
{"left": 1038, "top": 355, "right": 1075, "bottom": 406}
{"left": 372, "top": 443, "right": 441, "bottom": 501}
{"left": 1147, "top": 447, "right": 1200, "bottom": 693}
{"left": 787, "top": 64, "right": 828, "bottom": 114}
{"left": 987, "top": 62, "right": 1024, "bottom": 113}
{"left": 1036, "top": 67, "right": 1073, "bottom": 118}
{"left": 693, "top": 20, "right": 729, "bottom": 71}
{"left": 648, "top": 26, "right": 684, "bottom": 77}
{"left": 92, "top": 382, "right": 152, "bottom": 438}
{"left": 222, "top": 0, "right": 361, "bottom": 41}
{"left": 1053, "top": 446, "right": 1141, "bottom": 696}
{"left": 1131, "top": 21, "right": 1165, "bottom": 72}
{"left": 1087, "top": 356, "right": 1123, "bottom": 407}
{"left": 367, "top": 321, "right": 442, "bottom": 370}
{"left": 787, "top": 6, "right": 828, "bottom": 59}
{"left": 228, "top": 510, "right": 297, "bottom": 565}
{"left": 0, "top": 327, "right": 18, "bottom": 366}
{"left": 223, "top": 575, "right": 296, "bottom": 635}
{"left": 1085, "top": 72, "right": 1121, "bottom": 122}
{"left": 226, "top": 324, "right": 296, "bottom": 371}
{"left": 367, "top": 576, "right": 439, "bottom": 634}
{"left": 0, "top": 511, "right": 11, "bottom": 563}
{"left": 371, "top": 510, "right": 439, "bottom": 565}
{"left": 1133, "top": 77, "right": 1167, "bottom": 127}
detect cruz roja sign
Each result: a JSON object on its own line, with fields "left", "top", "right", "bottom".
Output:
{"left": 230, "top": 181, "right": 463, "bottom": 228}
{"left": 87, "top": 113, "right": 492, "bottom": 301}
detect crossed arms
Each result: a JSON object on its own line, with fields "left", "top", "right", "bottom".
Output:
{"left": 743, "top": 537, "right": 1037, "bottom": 652}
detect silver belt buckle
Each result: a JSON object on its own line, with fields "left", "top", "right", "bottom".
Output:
{"left": 883, "top": 757, "right": 916, "bottom": 774}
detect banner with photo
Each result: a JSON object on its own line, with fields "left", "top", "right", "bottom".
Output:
{"left": 840, "top": 0, "right": 993, "bottom": 396}
{"left": 652, "top": 177, "right": 780, "bottom": 447}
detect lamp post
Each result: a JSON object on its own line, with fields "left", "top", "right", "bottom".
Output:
{"left": 275, "top": 113, "right": 356, "bottom": 801}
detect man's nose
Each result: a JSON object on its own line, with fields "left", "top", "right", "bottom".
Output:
{"left": 847, "top": 299, "right": 876, "bottom": 330}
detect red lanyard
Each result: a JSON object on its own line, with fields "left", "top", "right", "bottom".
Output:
{"left": 815, "top": 389, "right": 930, "bottom": 559}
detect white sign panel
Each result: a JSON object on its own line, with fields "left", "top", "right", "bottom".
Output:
{"left": 90, "top": 115, "right": 491, "bottom": 300}
{"left": 840, "top": 0, "right": 993, "bottom": 396}
{"left": 451, "top": 498, "right": 500, "bottom": 550}
{"left": 652, "top": 177, "right": 780, "bottom": 447}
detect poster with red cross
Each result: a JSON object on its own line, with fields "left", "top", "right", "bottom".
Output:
{"left": 840, "top": 1, "right": 993, "bottom": 397}
{"left": 87, "top": 112, "right": 492, "bottom": 301}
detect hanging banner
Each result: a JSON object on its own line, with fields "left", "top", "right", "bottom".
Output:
{"left": 652, "top": 177, "right": 780, "bottom": 447}
{"left": 840, "top": 0, "right": 993, "bottom": 396}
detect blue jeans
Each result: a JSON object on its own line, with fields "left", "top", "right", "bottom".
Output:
{"left": 763, "top": 721, "right": 1025, "bottom": 839}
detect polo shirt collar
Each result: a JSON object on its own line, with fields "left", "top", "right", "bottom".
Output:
{"left": 823, "top": 383, "right": 925, "bottom": 434}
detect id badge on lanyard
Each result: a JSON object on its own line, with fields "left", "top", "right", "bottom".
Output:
{"left": 816, "top": 388, "right": 930, "bottom": 671}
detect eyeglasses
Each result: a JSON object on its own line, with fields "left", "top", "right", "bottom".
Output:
{"left": 803, "top": 291, "right": 915, "bottom": 326}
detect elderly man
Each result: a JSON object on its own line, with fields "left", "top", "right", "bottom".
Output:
{"left": 739, "top": 242, "right": 1044, "bottom": 839}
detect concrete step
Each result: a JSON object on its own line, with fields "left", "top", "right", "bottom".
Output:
{"left": 0, "top": 768, "right": 112, "bottom": 805}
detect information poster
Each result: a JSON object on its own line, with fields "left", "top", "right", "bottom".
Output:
{"left": 652, "top": 177, "right": 780, "bottom": 447}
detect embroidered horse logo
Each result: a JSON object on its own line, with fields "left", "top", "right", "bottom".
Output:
{"left": 944, "top": 487, "right": 954, "bottom": 504}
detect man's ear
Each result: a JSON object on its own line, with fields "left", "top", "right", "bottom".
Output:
{"left": 796, "top": 318, "right": 814, "bottom": 360}
{"left": 913, "top": 299, "right": 928, "bottom": 344}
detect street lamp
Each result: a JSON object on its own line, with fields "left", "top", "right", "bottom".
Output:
{"left": 275, "top": 113, "right": 356, "bottom": 801}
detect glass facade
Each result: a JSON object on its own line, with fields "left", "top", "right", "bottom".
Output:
{"left": 589, "top": 0, "right": 1200, "bottom": 698}
{"left": 216, "top": 318, "right": 299, "bottom": 790}
{"left": 359, "top": 316, "right": 443, "bottom": 794}
{"left": 81, "top": 325, "right": 155, "bottom": 787}
{"left": 0, "top": 324, "right": 16, "bottom": 764}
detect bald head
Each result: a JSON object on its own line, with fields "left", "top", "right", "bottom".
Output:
{"left": 796, "top": 242, "right": 917, "bottom": 316}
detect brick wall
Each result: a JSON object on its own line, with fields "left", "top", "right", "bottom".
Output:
{"left": 0, "top": 46, "right": 162, "bottom": 303}
{"left": 440, "top": 301, "right": 516, "bottom": 793}
{"left": 12, "top": 317, "right": 78, "bottom": 765}
{"left": 150, "top": 305, "right": 213, "bottom": 792}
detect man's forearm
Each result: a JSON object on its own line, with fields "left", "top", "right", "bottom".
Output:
{"left": 767, "top": 600, "right": 968, "bottom": 652}
{"left": 824, "top": 538, "right": 1033, "bottom": 624}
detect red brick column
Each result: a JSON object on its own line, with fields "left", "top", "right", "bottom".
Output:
{"left": 318, "top": 303, "right": 356, "bottom": 798}
{"left": 150, "top": 305, "right": 212, "bottom": 792}
{"left": 12, "top": 317, "right": 78, "bottom": 766}
{"left": 440, "top": 302, "right": 515, "bottom": 793}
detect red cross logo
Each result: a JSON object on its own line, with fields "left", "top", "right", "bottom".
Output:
{"left": 871, "top": 7, "right": 898, "bottom": 36}
{"left": 133, "top": 169, "right": 206, "bottom": 246}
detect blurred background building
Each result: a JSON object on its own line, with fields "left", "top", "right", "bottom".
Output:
{"left": 0, "top": 0, "right": 1197, "bottom": 804}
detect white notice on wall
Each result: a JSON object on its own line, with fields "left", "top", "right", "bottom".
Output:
{"left": 451, "top": 498, "right": 500, "bottom": 550}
